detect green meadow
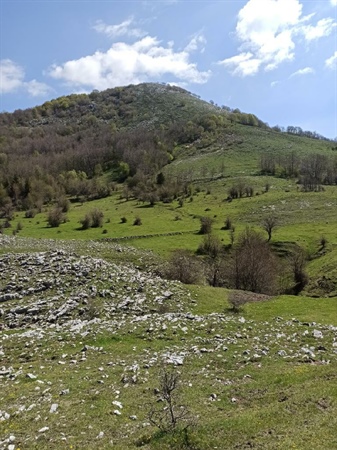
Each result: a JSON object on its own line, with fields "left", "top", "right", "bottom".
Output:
{"left": 2, "top": 87, "right": 337, "bottom": 449}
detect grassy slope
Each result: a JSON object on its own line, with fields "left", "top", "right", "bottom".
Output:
{"left": 6, "top": 157, "right": 337, "bottom": 294}
{"left": 1, "top": 248, "right": 337, "bottom": 450}
{"left": 2, "top": 104, "right": 337, "bottom": 448}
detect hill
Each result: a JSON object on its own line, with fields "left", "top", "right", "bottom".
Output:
{"left": 1, "top": 83, "right": 337, "bottom": 448}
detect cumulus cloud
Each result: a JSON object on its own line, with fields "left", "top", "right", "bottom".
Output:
{"left": 218, "top": 0, "right": 336, "bottom": 77}
{"left": 0, "top": 59, "right": 50, "bottom": 96}
{"left": 290, "top": 67, "right": 315, "bottom": 77}
{"left": 93, "top": 18, "right": 146, "bottom": 39}
{"left": 48, "top": 36, "right": 211, "bottom": 89}
{"left": 331, "top": 0, "right": 337, "bottom": 5}
{"left": 325, "top": 51, "right": 337, "bottom": 69}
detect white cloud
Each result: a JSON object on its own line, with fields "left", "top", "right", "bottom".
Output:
{"left": 331, "top": 0, "right": 337, "bottom": 6}
{"left": 24, "top": 80, "right": 51, "bottom": 97}
{"left": 0, "top": 59, "right": 25, "bottom": 93}
{"left": 218, "top": 0, "right": 336, "bottom": 77}
{"left": 298, "top": 18, "right": 336, "bottom": 41}
{"left": 271, "top": 80, "right": 279, "bottom": 87}
{"left": 93, "top": 18, "right": 146, "bottom": 39}
{"left": 48, "top": 36, "right": 211, "bottom": 89}
{"left": 218, "top": 52, "right": 261, "bottom": 76}
{"left": 184, "top": 34, "right": 207, "bottom": 53}
{"left": 290, "top": 67, "right": 315, "bottom": 77}
{"left": 325, "top": 51, "right": 337, "bottom": 69}
{"left": 0, "top": 59, "right": 50, "bottom": 96}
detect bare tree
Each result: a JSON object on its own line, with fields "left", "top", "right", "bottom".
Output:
{"left": 229, "top": 228, "right": 277, "bottom": 294}
{"left": 166, "top": 250, "right": 204, "bottom": 284}
{"left": 289, "top": 247, "right": 308, "bottom": 294}
{"left": 262, "top": 215, "right": 278, "bottom": 242}
{"left": 148, "top": 368, "right": 191, "bottom": 432}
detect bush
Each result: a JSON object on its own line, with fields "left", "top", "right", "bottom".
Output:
{"left": 289, "top": 247, "right": 308, "bottom": 294}
{"left": 57, "top": 197, "right": 70, "bottom": 213}
{"left": 25, "top": 209, "right": 37, "bottom": 219}
{"left": 166, "top": 250, "right": 204, "bottom": 284}
{"left": 229, "top": 228, "right": 277, "bottom": 294}
{"left": 120, "top": 216, "right": 127, "bottom": 223}
{"left": 90, "top": 208, "right": 104, "bottom": 228}
{"left": 47, "top": 207, "right": 66, "bottom": 227}
{"left": 133, "top": 216, "right": 142, "bottom": 226}
{"left": 80, "top": 213, "right": 92, "bottom": 230}
{"left": 223, "top": 217, "right": 232, "bottom": 230}
{"left": 197, "top": 234, "right": 223, "bottom": 259}
{"left": 320, "top": 236, "right": 328, "bottom": 249}
{"left": 148, "top": 368, "right": 192, "bottom": 433}
{"left": 228, "top": 291, "right": 249, "bottom": 313}
{"left": 199, "top": 217, "right": 213, "bottom": 235}
{"left": 80, "top": 209, "right": 104, "bottom": 229}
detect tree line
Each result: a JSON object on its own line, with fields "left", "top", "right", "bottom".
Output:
{"left": 259, "top": 150, "right": 337, "bottom": 191}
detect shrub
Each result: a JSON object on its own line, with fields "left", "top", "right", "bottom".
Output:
{"left": 91, "top": 208, "right": 104, "bottom": 228}
{"left": 80, "top": 209, "right": 104, "bottom": 229}
{"left": 120, "top": 216, "right": 127, "bottom": 223}
{"left": 197, "top": 234, "right": 223, "bottom": 259}
{"left": 228, "top": 291, "right": 249, "bottom": 313}
{"left": 320, "top": 236, "right": 328, "bottom": 249}
{"left": 133, "top": 216, "right": 142, "bottom": 226}
{"left": 289, "top": 247, "right": 308, "bottom": 294}
{"left": 25, "top": 209, "right": 37, "bottom": 219}
{"left": 148, "top": 368, "right": 192, "bottom": 433}
{"left": 47, "top": 207, "right": 66, "bottom": 227}
{"left": 199, "top": 217, "right": 213, "bottom": 235}
{"left": 57, "top": 197, "right": 70, "bottom": 213}
{"left": 229, "top": 228, "right": 277, "bottom": 294}
{"left": 166, "top": 250, "right": 204, "bottom": 284}
{"left": 80, "top": 213, "right": 92, "bottom": 230}
{"left": 223, "top": 217, "right": 232, "bottom": 230}
{"left": 228, "top": 186, "right": 238, "bottom": 199}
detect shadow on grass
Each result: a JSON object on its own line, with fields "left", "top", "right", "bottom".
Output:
{"left": 135, "top": 204, "right": 156, "bottom": 209}
{"left": 136, "top": 428, "right": 201, "bottom": 449}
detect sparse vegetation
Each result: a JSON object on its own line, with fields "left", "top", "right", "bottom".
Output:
{"left": 148, "top": 368, "right": 192, "bottom": 433}
{"left": 199, "top": 216, "right": 213, "bottom": 235}
{"left": 1, "top": 82, "right": 337, "bottom": 449}
{"left": 47, "top": 207, "right": 66, "bottom": 227}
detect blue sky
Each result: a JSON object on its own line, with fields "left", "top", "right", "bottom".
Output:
{"left": 1, "top": 0, "right": 336, "bottom": 139}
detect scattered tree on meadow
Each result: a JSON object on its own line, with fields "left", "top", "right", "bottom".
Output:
{"left": 148, "top": 368, "right": 192, "bottom": 433}
{"left": 229, "top": 228, "right": 276, "bottom": 294}
{"left": 261, "top": 215, "right": 278, "bottom": 242}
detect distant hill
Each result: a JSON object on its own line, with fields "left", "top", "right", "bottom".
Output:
{"left": 0, "top": 83, "right": 221, "bottom": 131}
{"left": 0, "top": 82, "right": 334, "bottom": 214}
